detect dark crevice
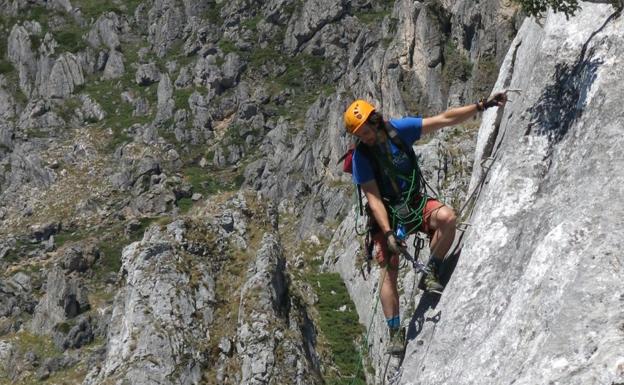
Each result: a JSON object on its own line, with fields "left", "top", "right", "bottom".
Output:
{"left": 462, "top": 14, "right": 481, "bottom": 52}
{"left": 527, "top": 10, "right": 619, "bottom": 147}
{"left": 480, "top": 39, "right": 522, "bottom": 162}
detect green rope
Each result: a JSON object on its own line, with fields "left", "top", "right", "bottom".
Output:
{"left": 388, "top": 167, "right": 427, "bottom": 232}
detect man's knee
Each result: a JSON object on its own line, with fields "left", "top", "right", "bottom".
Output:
{"left": 438, "top": 207, "right": 457, "bottom": 227}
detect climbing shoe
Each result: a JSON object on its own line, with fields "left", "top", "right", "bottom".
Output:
{"left": 387, "top": 328, "right": 405, "bottom": 356}
{"left": 419, "top": 261, "right": 444, "bottom": 294}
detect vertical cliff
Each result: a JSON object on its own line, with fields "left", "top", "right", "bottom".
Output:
{"left": 393, "top": 4, "right": 623, "bottom": 384}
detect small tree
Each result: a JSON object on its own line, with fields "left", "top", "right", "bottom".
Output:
{"left": 512, "top": 0, "right": 581, "bottom": 18}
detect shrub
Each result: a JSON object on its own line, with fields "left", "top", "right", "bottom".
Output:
{"left": 308, "top": 272, "right": 366, "bottom": 385}
{"left": 511, "top": 0, "right": 581, "bottom": 18}
{"left": 442, "top": 40, "right": 473, "bottom": 87}
{"left": 0, "top": 60, "right": 13, "bottom": 74}
{"left": 55, "top": 29, "right": 87, "bottom": 53}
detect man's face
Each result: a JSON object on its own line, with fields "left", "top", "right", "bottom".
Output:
{"left": 354, "top": 121, "right": 377, "bottom": 145}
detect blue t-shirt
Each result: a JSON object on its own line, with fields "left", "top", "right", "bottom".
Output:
{"left": 352, "top": 117, "right": 422, "bottom": 195}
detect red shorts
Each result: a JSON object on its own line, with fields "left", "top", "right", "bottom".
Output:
{"left": 372, "top": 198, "right": 444, "bottom": 268}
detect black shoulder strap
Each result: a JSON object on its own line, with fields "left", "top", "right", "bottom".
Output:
{"left": 356, "top": 124, "right": 422, "bottom": 204}
{"left": 382, "top": 121, "right": 418, "bottom": 169}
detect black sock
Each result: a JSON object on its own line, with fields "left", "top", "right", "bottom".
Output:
{"left": 427, "top": 254, "right": 442, "bottom": 270}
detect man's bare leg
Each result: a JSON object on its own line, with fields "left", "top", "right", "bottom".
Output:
{"left": 380, "top": 263, "right": 399, "bottom": 319}
{"left": 428, "top": 206, "right": 457, "bottom": 259}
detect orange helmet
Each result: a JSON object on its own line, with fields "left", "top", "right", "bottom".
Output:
{"left": 344, "top": 99, "right": 375, "bottom": 134}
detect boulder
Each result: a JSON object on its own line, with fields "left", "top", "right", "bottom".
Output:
{"left": 135, "top": 63, "right": 161, "bottom": 85}
{"left": 30, "top": 267, "right": 90, "bottom": 334}
{"left": 102, "top": 50, "right": 125, "bottom": 79}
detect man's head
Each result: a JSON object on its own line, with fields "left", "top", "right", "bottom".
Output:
{"left": 344, "top": 99, "right": 382, "bottom": 145}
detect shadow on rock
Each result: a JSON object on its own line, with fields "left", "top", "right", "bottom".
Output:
{"left": 406, "top": 293, "right": 441, "bottom": 341}
{"left": 439, "top": 247, "right": 461, "bottom": 286}
{"left": 406, "top": 248, "right": 461, "bottom": 341}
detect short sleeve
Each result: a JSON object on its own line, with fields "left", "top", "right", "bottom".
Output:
{"left": 389, "top": 117, "right": 422, "bottom": 145}
{"left": 352, "top": 148, "right": 375, "bottom": 185}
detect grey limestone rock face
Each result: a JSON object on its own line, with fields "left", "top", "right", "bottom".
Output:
{"left": 397, "top": 5, "right": 624, "bottom": 385}
{"left": 236, "top": 233, "right": 287, "bottom": 385}
{"left": 102, "top": 50, "right": 125, "bottom": 80}
{"left": 30, "top": 267, "right": 90, "bottom": 334}
{"left": 155, "top": 72, "right": 174, "bottom": 124}
{"left": 86, "top": 12, "right": 124, "bottom": 51}
{"left": 3, "top": 143, "right": 56, "bottom": 195}
{"left": 7, "top": 25, "right": 37, "bottom": 97}
{"left": 46, "top": 53, "right": 85, "bottom": 99}
{"left": 147, "top": 0, "right": 186, "bottom": 58}
{"left": 0, "top": 272, "right": 36, "bottom": 319}
{"left": 221, "top": 52, "right": 245, "bottom": 89}
{"left": 0, "top": 80, "right": 17, "bottom": 122}
{"left": 0, "top": 341, "right": 13, "bottom": 373}
{"left": 17, "top": 99, "right": 65, "bottom": 133}
{"left": 82, "top": 220, "right": 216, "bottom": 385}
{"left": 284, "top": 0, "right": 347, "bottom": 53}
{"left": 78, "top": 94, "right": 106, "bottom": 122}
{"left": 135, "top": 62, "right": 161, "bottom": 85}
{"left": 52, "top": 314, "right": 95, "bottom": 350}
{"left": 235, "top": 233, "right": 321, "bottom": 385}
{"left": 188, "top": 90, "right": 214, "bottom": 142}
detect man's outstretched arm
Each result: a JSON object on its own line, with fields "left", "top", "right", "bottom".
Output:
{"left": 421, "top": 92, "right": 507, "bottom": 135}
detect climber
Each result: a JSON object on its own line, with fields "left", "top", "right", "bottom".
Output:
{"left": 343, "top": 92, "right": 507, "bottom": 355}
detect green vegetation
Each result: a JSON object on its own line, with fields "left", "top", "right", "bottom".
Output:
{"left": 54, "top": 227, "right": 90, "bottom": 248}
{"left": 2, "top": 238, "right": 39, "bottom": 264}
{"left": 94, "top": 217, "right": 156, "bottom": 276}
{"left": 77, "top": 75, "right": 155, "bottom": 151}
{"left": 279, "top": 54, "right": 326, "bottom": 88}
{"left": 182, "top": 166, "right": 240, "bottom": 194}
{"left": 214, "top": 12, "right": 334, "bottom": 121}
{"left": 242, "top": 15, "right": 262, "bottom": 32}
{"left": 54, "top": 28, "right": 87, "bottom": 53}
{"left": 308, "top": 272, "right": 366, "bottom": 385}
{"left": 57, "top": 96, "right": 82, "bottom": 123}
{"left": 173, "top": 87, "right": 197, "bottom": 110}
{"left": 287, "top": 233, "right": 366, "bottom": 385}
{"left": 442, "top": 39, "right": 473, "bottom": 88}
{"left": 13, "top": 331, "right": 62, "bottom": 360}
{"left": 0, "top": 38, "right": 14, "bottom": 75}
{"left": 16, "top": 5, "right": 88, "bottom": 53}
{"left": 353, "top": 1, "right": 395, "bottom": 25}
{"left": 218, "top": 39, "right": 239, "bottom": 55}
{"left": 176, "top": 197, "right": 194, "bottom": 214}
{"left": 511, "top": 0, "right": 581, "bottom": 18}
{"left": 204, "top": 3, "right": 223, "bottom": 24}
{"left": 0, "top": 60, "right": 13, "bottom": 75}
{"left": 0, "top": 17, "right": 12, "bottom": 73}
{"left": 51, "top": 217, "right": 160, "bottom": 278}
{"left": 1, "top": 331, "right": 86, "bottom": 384}
{"left": 73, "top": 0, "right": 144, "bottom": 20}
{"left": 473, "top": 54, "right": 499, "bottom": 99}
{"left": 224, "top": 124, "right": 251, "bottom": 147}
{"left": 251, "top": 50, "right": 334, "bottom": 122}
{"left": 174, "top": 160, "right": 246, "bottom": 213}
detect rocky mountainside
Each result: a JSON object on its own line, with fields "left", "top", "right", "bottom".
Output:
{"left": 398, "top": 4, "right": 624, "bottom": 384}
{"left": 0, "top": 0, "right": 581, "bottom": 384}
{"left": 328, "top": 2, "right": 624, "bottom": 385}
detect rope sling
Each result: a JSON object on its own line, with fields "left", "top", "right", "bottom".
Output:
{"left": 375, "top": 144, "right": 427, "bottom": 233}
{"left": 353, "top": 121, "right": 429, "bottom": 236}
